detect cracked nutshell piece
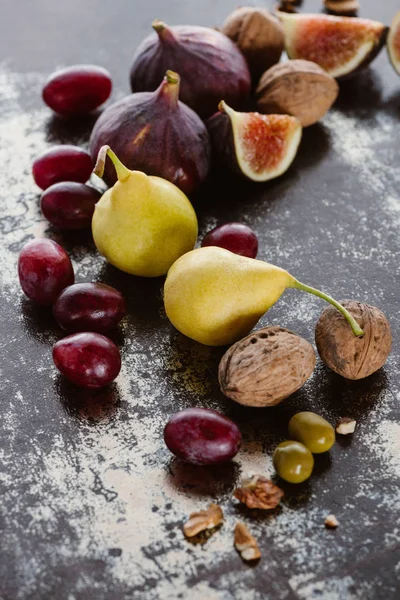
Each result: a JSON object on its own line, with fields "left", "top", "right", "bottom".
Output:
{"left": 234, "top": 522, "right": 261, "bottom": 561}
{"left": 234, "top": 475, "right": 284, "bottom": 509}
{"left": 336, "top": 417, "right": 357, "bottom": 435}
{"left": 315, "top": 300, "right": 392, "bottom": 380}
{"left": 183, "top": 503, "right": 224, "bottom": 538}
{"left": 219, "top": 326, "right": 316, "bottom": 407}
{"left": 325, "top": 514, "right": 339, "bottom": 528}
{"left": 324, "top": 1, "right": 359, "bottom": 17}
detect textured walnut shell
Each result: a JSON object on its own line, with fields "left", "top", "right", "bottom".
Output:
{"left": 255, "top": 60, "right": 339, "bottom": 126}
{"left": 324, "top": 0, "right": 360, "bottom": 16}
{"left": 218, "top": 326, "right": 316, "bottom": 407}
{"left": 222, "top": 7, "right": 284, "bottom": 82}
{"left": 315, "top": 300, "right": 392, "bottom": 380}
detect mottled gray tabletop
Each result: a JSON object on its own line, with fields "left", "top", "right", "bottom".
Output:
{"left": 0, "top": 1, "right": 399, "bottom": 599}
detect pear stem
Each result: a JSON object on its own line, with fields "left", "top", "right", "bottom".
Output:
{"left": 292, "top": 280, "right": 364, "bottom": 337}
{"left": 94, "top": 145, "right": 131, "bottom": 182}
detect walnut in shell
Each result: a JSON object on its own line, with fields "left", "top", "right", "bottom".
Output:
{"left": 221, "top": 7, "right": 284, "bottom": 81}
{"left": 315, "top": 300, "right": 392, "bottom": 380}
{"left": 218, "top": 326, "right": 316, "bottom": 407}
{"left": 234, "top": 475, "right": 284, "bottom": 509}
{"left": 256, "top": 60, "right": 339, "bottom": 127}
{"left": 324, "top": 0, "right": 359, "bottom": 16}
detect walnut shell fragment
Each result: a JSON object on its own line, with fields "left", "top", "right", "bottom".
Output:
{"left": 324, "top": 0, "right": 359, "bottom": 16}
{"left": 222, "top": 7, "right": 284, "bottom": 81}
{"left": 218, "top": 326, "right": 316, "bottom": 407}
{"left": 183, "top": 503, "right": 224, "bottom": 538}
{"left": 256, "top": 60, "right": 339, "bottom": 126}
{"left": 234, "top": 522, "right": 261, "bottom": 561}
{"left": 234, "top": 475, "right": 284, "bottom": 509}
{"left": 315, "top": 300, "right": 392, "bottom": 380}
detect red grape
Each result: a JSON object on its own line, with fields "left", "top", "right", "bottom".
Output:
{"left": 42, "top": 65, "right": 112, "bottom": 116}
{"left": 41, "top": 182, "right": 101, "bottom": 230}
{"left": 53, "top": 283, "right": 126, "bottom": 333}
{"left": 18, "top": 239, "right": 74, "bottom": 306}
{"left": 164, "top": 408, "right": 241, "bottom": 465}
{"left": 53, "top": 332, "right": 121, "bottom": 388}
{"left": 201, "top": 223, "right": 258, "bottom": 258}
{"left": 32, "top": 145, "right": 93, "bottom": 190}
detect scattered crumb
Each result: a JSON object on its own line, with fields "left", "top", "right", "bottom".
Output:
{"left": 336, "top": 417, "right": 357, "bottom": 435}
{"left": 325, "top": 515, "right": 339, "bottom": 529}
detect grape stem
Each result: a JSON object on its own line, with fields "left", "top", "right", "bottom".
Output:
{"left": 291, "top": 279, "right": 364, "bottom": 337}
{"left": 94, "top": 145, "right": 131, "bottom": 182}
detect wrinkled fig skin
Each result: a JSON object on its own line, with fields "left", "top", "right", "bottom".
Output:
{"left": 89, "top": 79, "right": 210, "bottom": 194}
{"left": 218, "top": 326, "right": 316, "bottom": 407}
{"left": 315, "top": 300, "right": 392, "bottom": 380}
{"left": 206, "top": 112, "right": 240, "bottom": 176}
{"left": 130, "top": 24, "right": 251, "bottom": 119}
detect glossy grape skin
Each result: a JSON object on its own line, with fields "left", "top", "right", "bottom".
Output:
{"left": 53, "top": 283, "right": 126, "bottom": 333}
{"left": 32, "top": 145, "right": 93, "bottom": 190}
{"left": 53, "top": 332, "right": 121, "bottom": 388}
{"left": 273, "top": 441, "right": 314, "bottom": 484}
{"left": 42, "top": 65, "right": 112, "bottom": 116}
{"left": 18, "top": 239, "right": 74, "bottom": 306}
{"left": 201, "top": 223, "right": 258, "bottom": 258}
{"left": 164, "top": 407, "right": 241, "bottom": 465}
{"left": 41, "top": 182, "right": 101, "bottom": 229}
{"left": 288, "top": 412, "right": 335, "bottom": 454}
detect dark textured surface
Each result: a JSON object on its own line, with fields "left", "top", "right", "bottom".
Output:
{"left": 0, "top": 1, "right": 399, "bottom": 599}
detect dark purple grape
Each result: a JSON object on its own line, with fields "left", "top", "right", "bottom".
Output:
{"left": 164, "top": 408, "right": 241, "bottom": 465}
{"left": 18, "top": 239, "right": 74, "bottom": 306}
{"left": 53, "top": 283, "right": 126, "bottom": 333}
{"left": 41, "top": 182, "right": 101, "bottom": 229}
{"left": 32, "top": 145, "right": 93, "bottom": 190}
{"left": 201, "top": 223, "right": 258, "bottom": 258}
{"left": 53, "top": 332, "right": 121, "bottom": 388}
{"left": 42, "top": 65, "right": 112, "bottom": 116}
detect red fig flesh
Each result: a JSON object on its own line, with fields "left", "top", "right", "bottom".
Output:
{"left": 89, "top": 71, "right": 210, "bottom": 195}
{"left": 207, "top": 102, "right": 302, "bottom": 182}
{"left": 130, "top": 21, "right": 251, "bottom": 119}
{"left": 388, "top": 12, "right": 400, "bottom": 75}
{"left": 279, "top": 12, "right": 388, "bottom": 79}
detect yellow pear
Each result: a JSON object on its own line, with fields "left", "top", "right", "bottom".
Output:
{"left": 92, "top": 146, "right": 198, "bottom": 277}
{"left": 164, "top": 246, "right": 364, "bottom": 346}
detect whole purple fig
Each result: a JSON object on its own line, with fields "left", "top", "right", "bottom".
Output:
{"left": 130, "top": 20, "right": 251, "bottom": 119}
{"left": 89, "top": 71, "right": 210, "bottom": 194}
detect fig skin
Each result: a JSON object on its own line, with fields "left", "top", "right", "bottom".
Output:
{"left": 89, "top": 71, "right": 210, "bottom": 195}
{"left": 206, "top": 101, "right": 302, "bottom": 182}
{"left": 315, "top": 300, "right": 392, "bottom": 380}
{"left": 130, "top": 21, "right": 251, "bottom": 119}
{"left": 279, "top": 12, "right": 388, "bottom": 80}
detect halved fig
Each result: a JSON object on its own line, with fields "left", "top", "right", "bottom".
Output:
{"left": 206, "top": 101, "right": 302, "bottom": 182}
{"left": 387, "top": 12, "right": 400, "bottom": 75}
{"left": 279, "top": 12, "right": 388, "bottom": 79}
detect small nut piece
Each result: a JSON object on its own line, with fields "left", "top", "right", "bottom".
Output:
{"left": 256, "top": 60, "right": 339, "bottom": 127}
{"left": 324, "top": 1, "right": 359, "bottom": 16}
{"left": 183, "top": 503, "right": 223, "bottom": 538}
{"left": 315, "top": 300, "right": 392, "bottom": 380}
{"left": 336, "top": 417, "right": 356, "bottom": 435}
{"left": 219, "top": 326, "right": 316, "bottom": 407}
{"left": 234, "top": 475, "right": 284, "bottom": 509}
{"left": 222, "top": 7, "right": 284, "bottom": 81}
{"left": 234, "top": 522, "right": 261, "bottom": 561}
{"left": 325, "top": 514, "right": 339, "bottom": 528}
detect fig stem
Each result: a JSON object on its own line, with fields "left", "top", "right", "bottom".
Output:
{"left": 152, "top": 20, "right": 176, "bottom": 43}
{"left": 291, "top": 280, "right": 364, "bottom": 337}
{"left": 94, "top": 145, "right": 131, "bottom": 182}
